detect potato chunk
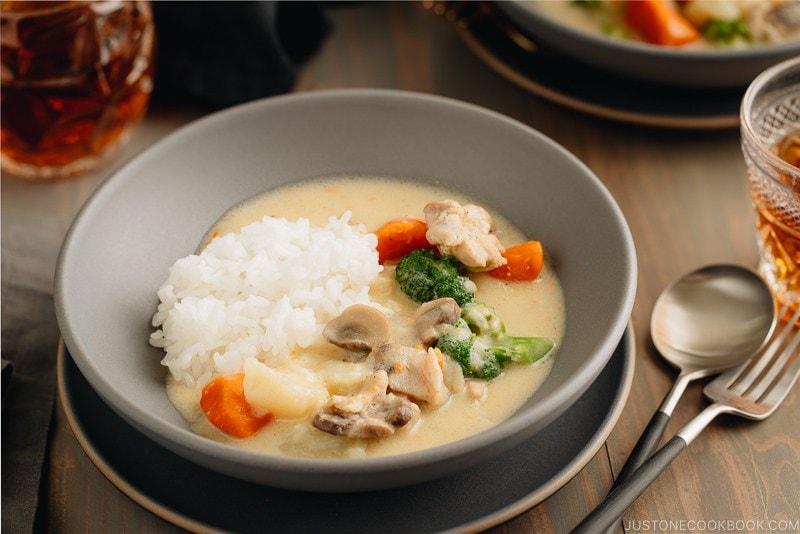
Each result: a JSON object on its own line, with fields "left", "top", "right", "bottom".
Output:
{"left": 243, "top": 359, "right": 328, "bottom": 419}
{"left": 317, "top": 360, "right": 374, "bottom": 395}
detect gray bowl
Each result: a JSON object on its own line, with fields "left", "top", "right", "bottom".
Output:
{"left": 497, "top": 1, "right": 800, "bottom": 88}
{"left": 54, "top": 89, "right": 636, "bottom": 492}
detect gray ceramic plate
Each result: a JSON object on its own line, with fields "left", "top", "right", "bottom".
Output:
{"left": 58, "top": 328, "right": 634, "bottom": 533}
{"left": 497, "top": 1, "right": 800, "bottom": 88}
{"left": 54, "top": 89, "right": 636, "bottom": 491}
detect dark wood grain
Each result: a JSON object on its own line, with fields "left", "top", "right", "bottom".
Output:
{"left": 24, "top": 2, "right": 800, "bottom": 533}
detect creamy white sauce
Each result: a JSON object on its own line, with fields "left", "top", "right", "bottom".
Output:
{"left": 535, "top": 1, "right": 630, "bottom": 38}
{"left": 167, "top": 176, "right": 566, "bottom": 458}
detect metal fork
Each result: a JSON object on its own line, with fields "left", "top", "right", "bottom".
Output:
{"left": 572, "top": 303, "right": 800, "bottom": 533}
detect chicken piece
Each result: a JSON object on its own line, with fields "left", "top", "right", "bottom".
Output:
{"left": 442, "top": 354, "right": 466, "bottom": 394}
{"left": 423, "top": 199, "right": 506, "bottom": 271}
{"left": 465, "top": 380, "right": 488, "bottom": 403}
{"left": 373, "top": 343, "right": 451, "bottom": 408}
{"left": 312, "top": 370, "right": 418, "bottom": 438}
{"left": 747, "top": 1, "right": 800, "bottom": 43}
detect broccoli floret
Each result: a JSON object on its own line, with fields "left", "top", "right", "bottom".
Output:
{"left": 437, "top": 319, "right": 503, "bottom": 380}
{"left": 461, "top": 301, "right": 505, "bottom": 336}
{"left": 485, "top": 336, "right": 555, "bottom": 365}
{"left": 395, "top": 249, "right": 476, "bottom": 305}
{"left": 703, "top": 18, "right": 750, "bottom": 46}
{"left": 436, "top": 304, "right": 555, "bottom": 381}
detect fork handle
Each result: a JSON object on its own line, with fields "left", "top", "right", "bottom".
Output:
{"left": 571, "top": 435, "right": 687, "bottom": 533}
{"left": 571, "top": 403, "right": 728, "bottom": 534}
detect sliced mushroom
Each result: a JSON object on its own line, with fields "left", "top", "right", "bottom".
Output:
{"left": 323, "top": 304, "right": 390, "bottom": 354}
{"left": 312, "top": 370, "right": 418, "bottom": 439}
{"left": 412, "top": 297, "right": 461, "bottom": 346}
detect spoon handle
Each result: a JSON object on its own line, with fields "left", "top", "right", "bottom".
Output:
{"left": 610, "top": 371, "right": 694, "bottom": 489}
{"left": 611, "top": 409, "right": 670, "bottom": 489}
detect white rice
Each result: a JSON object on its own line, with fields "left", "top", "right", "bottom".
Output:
{"left": 150, "top": 212, "right": 382, "bottom": 388}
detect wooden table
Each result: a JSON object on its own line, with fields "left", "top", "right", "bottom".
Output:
{"left": 4, "top": 2, "right": 798, "bottom": 532}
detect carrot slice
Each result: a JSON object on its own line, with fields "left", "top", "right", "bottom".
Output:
{"left": 624, "top": 0, "right": 701, "bottom": 46}
{"left": 200, "top": 372, "right": 272, "bottom": 438}
{"left": 488, "top": 241, "right": 544, "bottom": 282}
{"left": 375, "top": 217, "right": 435, "bottom": 264}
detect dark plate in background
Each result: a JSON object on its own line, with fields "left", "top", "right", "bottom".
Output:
{"left": 449, "top": 2, "right": 743, "bottom": 129}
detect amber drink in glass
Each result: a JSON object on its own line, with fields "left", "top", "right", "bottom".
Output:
{"left": 741, "top": 57, "right": 800, "bottom": 314}
{"left": 0, "top": 1, "right": 154, "bottom": 180}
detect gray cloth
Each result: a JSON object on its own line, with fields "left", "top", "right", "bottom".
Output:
{"left": 1, "top": 285, "right": 60, "bottom": 533}
{"left": 1, "top": 167, "right": 76, "bottom": 532}
{"left": 0, "top": 5, "right": 332, "bottom": 531}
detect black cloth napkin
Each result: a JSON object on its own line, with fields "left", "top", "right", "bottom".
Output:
{"left": 151, "top": 1, "right": 332, "bottom": 107}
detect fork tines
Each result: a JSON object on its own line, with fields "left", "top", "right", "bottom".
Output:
{"left": 727, "top": 303, "right": 800, "bottom": 403}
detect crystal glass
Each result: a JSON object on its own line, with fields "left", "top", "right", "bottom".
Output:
{"left": 740, "top": 56, "right": 800, "bottom": 313}
{"left": 0, "top": 1, "right": 155, "bottom": 180}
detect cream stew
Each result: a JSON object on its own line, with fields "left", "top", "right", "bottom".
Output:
{"left": 166, "top": 177, "right": 566, "bottom": 459}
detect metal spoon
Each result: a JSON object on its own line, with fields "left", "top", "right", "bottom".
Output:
{"left": 612, "top": 264, "right": 776, "bottom": 487}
